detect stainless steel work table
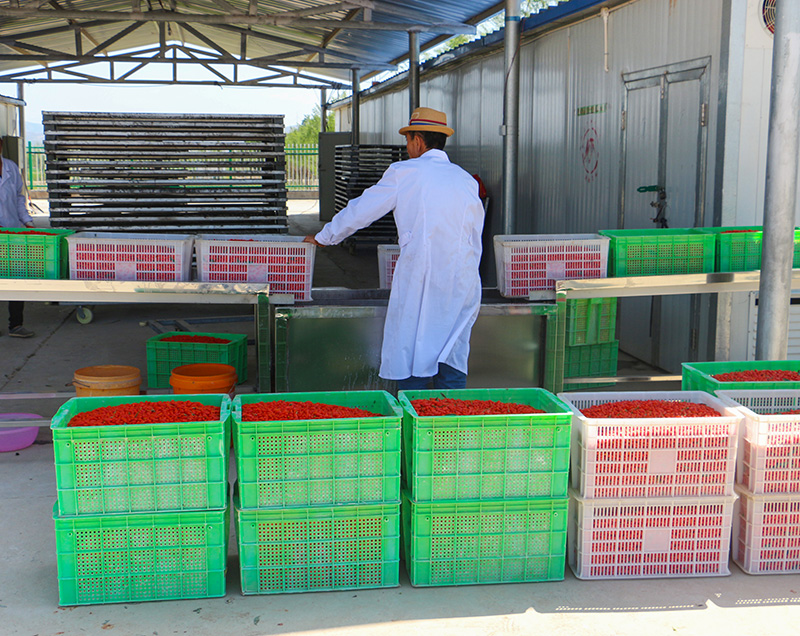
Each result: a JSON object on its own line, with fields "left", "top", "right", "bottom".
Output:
{"left": 555, "top": 269, "right": 800, "bottom": 387}
{"left": 0, "top": 279, "right": 271, "bottom": 427}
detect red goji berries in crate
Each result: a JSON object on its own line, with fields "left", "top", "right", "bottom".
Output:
{"left": 67, "top": 232, "right": 193, "bottom": 281}
{"left": 558, "top": 391, "right": 742, "bottom": 498}
{"left": 195, "top": 234, "right": 315, "bottom": 301}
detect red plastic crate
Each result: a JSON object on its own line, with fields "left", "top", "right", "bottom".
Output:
{"left": 716, "top": 390, "right": 800, "bottom": 494}
{"left": 558, "top": 391, "right": 741, "bottom": 498}
{"left": 196, "top": 234, "right": 315, "bottom": 301}
{"left": 569, "top": 491, "right": 735, "bottom": 579}
{"left": 733, "top": 487, "right": 800, "bottom": 575}
{"left": 493, "top": 234, "right": 609, "bottom": 299}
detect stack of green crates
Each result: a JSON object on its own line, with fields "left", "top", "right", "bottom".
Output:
{"left": 50, "top": 394, "right": 232, "bottom": 606}
{"left": 146, "top": 331, "right": 248, "bottom": 388}
{"left": 231, "top": 391, "right": 403, "bottom": 594}
{"left": 564, "top": 298, "right": 619, "bottom": 389}
{"left": 397, "top": 388, "right": 573, "bottom": 586}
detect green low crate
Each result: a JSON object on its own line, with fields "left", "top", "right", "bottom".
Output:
{"left": 565, "top": 297, "right": 617, "bottom": 346}
{"left": 564, "top": 340, "right": 619, "bottom": 390}
{"left": 397, "top": 388, "right": 572, "bottom": 502}
{"left": 694, "top": 226, "right": 800, "bottom": 272}
{"left": 146, "top": 331, "right": 248, "bottom": 388}
{"left": 233, "top": 391, "right": 402, "bottom": 508}
{"left": 0, "top": 227, "right": 73, "bottom": 278}
{"left": 401, "top": 492, "right": 568, "bottom": 586}
{"left": 54, "top": 504, "right": 229, "bottom": 606}
{"left": 682, "top": 360, "right": 800, "bottom": 393}
{"left": 51, "top": 394, "right": 231, "bottom": 516}
{"left": 235, "top": 492, "right": 400, "bottom": 594}
{"left": 599, "top": 228, "right": 715, "bottom": 277}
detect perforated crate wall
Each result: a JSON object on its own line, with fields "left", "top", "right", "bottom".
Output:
{"left": 50, "top": 394, "right": 231, "bottom": 516}
{"left": 233, "top": 391, "right": 402, "bottom": 508}
{"left": 401, "top": 493, "right": 568, "bottom": 586}
{"left": 716, "top": 390, "right": 800, "bottom": 494}
{"left": 235, "top": 496, "right": 399, "bottom": 594}
{"left": 377, "top": 244, "right": 401, "bottom": 289}
{"left": 67, "top": 231, "right": 193, "bottom": 282}
{"left": 0, "top": 228, "right": 73, "bottom": 279}
{"left": 565, "top": 297, "right": 617, "bottom": 346}
{"left": 493, "top": 234, "right": 609, "bottom": 299}
{"left": 733, "top": 487, "right": 800, "bottom": 575}
{"left": 568, "top": 491, "right": 735, "bottom": 580}
{"left": 558, "top": 391, "right": 741, "bottom": 498}
{"left": 196, "top": 234, "right": 315, "bottom": 301}
{"left": 54, "top": 505, "right": 228, "bottom": 606}
{"left": 682, "top": 360, "right": 800, "bottom": 393}
{"left": 398, "top": 388, "right": 573, "bottom": 502}
{"left": 694, "top": 226, "right": 800, "bottom": 272}
{"left": 146, "top": 332, "right": 248, "bottom": 389}
{"left": 599, "top": 229, "right": 715, "bottom": 277}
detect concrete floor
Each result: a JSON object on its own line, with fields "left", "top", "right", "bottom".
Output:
{"left": 1, "top": 203, "right": 799, "bottom": 635}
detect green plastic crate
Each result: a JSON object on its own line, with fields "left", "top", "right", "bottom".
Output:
{"left": 235, "top": 491, "right": 400, "bottom": 594}
{"left": 397, "top": 388, "right": 572, "bottom": 502}
{"left": 694, "top": 226, "right": 800, "bottom": 272}
{"left": 682, "top": 360, "right": 800, "bottom": 393}
{"left": 401, "top": 492, "right": 568, "bottom": 586}
{"left": 51, "top": 394, "right": 231, "bottom": 516}
{"left": 146, "top": 331, "right": 248, "bottom": 388}
{"left": 0, "top": 227, "right": 73, "bottom": 278}
{"left": 599, "top": 228, "right": 715, "bottom": 277}
{"left": 54, "top": 504, "right": 229, "bottom": 606}
{"left": 565, "top": 297, "right": 617, "bottom": 346}
{"left": 565, "top": 340, "right": 619, "bottom": 378}
{"left": 233, "top": 391, "right": 402, "bottom": 508}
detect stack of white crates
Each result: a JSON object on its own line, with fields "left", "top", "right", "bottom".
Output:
{"left": 716, "top": 390, "right": 800, "bottom": 575}
{"left": 558, "top": 390, "right": 742, "bottom": 579}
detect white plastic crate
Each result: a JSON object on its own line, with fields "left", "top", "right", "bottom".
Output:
{"left": 377, "top": 244, "right": 401, "bottom": 289}
{"left": 195, "top": 234, "right": 315, "bottom": 301}
{"left": 67, "top": 232, "right": 193, "bottom": 282}
{"left": 493, "top": 234, "right": 610, "bottom": 299}
{"left": 568, "top": 490, "right": 736, "bottom": 580}
{"left": 716, "top": 390, "right": 800, "bottom": 494}
{"left": 558, "top": 391, "right": 741, "bottom": 498}
{"left": 733, "top": 486, "right": 800, "bottom": 575}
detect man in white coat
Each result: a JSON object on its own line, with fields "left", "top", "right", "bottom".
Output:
{"left": 305, "top": 107, "right": 484, "bottom": 390}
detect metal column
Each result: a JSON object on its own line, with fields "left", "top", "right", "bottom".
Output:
{"left": 321, "top": 88, "right": 328, "bottom": 133}
{"left": 351, "top": 68, "right": 360, "bottom": 146}
{"left": 16, "top": 82, "right": 24, "bottom": 182}
{"left": 501, "top": 0, "right": 521, "bottom": 235}
{"left": 756, "top": 0, "right": 800, "bottom": 360}
{"left": 408, "top": 31, "right": 420, "bottom": 114}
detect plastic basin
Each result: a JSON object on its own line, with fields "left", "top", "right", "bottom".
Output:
{"left": 0, "top": 413, "right": 40, "bottom": 452}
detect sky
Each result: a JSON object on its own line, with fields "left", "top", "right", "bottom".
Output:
{"left": 0, "top": 80, "right": 322, "bottom": 142}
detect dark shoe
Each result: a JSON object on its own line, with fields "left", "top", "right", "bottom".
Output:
{"left": 9, "top": 326, "right": 34, "bottom": 338}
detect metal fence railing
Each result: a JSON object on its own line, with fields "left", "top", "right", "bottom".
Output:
{"left": 25, "top": 142, "right": 320, "bottom": 192}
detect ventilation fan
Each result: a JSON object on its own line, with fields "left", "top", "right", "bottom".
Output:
{"left": 762, "top": 0, "right": 775, "bottom": 35}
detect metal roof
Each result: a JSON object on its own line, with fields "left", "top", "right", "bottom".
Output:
{"left": 0, "top": 0, "right": 507, "bottom": 87}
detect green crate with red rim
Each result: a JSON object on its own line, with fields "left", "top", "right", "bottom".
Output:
{"left": 694, "top": 225, "right": 800, "bottom": 272}
{"left": 0, "top": 227, "right": 74, "bottom": 279}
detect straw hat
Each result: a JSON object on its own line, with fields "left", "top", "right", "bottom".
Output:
{"left": 398, "top": 107, "right": 454, "bottom": 137}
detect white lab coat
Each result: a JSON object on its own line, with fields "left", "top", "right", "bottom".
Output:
{"left": 315, "top": 149, "right": 484, "bottom": 380}
{"left": 0, "top": 157, "right": 30, "bottom": 228}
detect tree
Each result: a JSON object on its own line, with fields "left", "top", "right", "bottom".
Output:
{"left": 285, "top": 106, "right": 335, "bottom": 145}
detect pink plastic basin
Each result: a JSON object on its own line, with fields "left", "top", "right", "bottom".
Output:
{"left": 0, "top": 413, "right": 40, "bottom": 452}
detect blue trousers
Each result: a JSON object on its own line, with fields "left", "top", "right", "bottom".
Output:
{"left": 397, "top": 363, "right": 467, "bottom": 391}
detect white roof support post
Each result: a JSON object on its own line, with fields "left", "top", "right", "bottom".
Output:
{"left": 501, "top": 0, "right": 520, "bottom": 235}
{"left": 756, "top": 0, "right": 800, "bottom": 360}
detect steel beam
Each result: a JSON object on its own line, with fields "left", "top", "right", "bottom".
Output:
{"left": 756, "top": 0, "right": 800, "bottom": 360}
{"left": 408, "top": 30, "right": 419, "bottom": 114}
{"left": 0, "top": 7, "right": 476, "bottom": 33}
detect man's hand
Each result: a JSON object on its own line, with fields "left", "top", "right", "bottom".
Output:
{"left": 303, "top": 235, "right": 322, "bottom": 246}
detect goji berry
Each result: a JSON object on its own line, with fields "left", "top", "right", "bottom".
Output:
{"left": 581, "top": 399, "right": 720, "bottom": 419}
{"left": 410, "top": 398, "right": 545, "bottom": 416}
{"left": 242, "top": 401, "right": 380, "bottom": 421}
{"left": 68, "top": 401, "right": 220, "bottom": 427}
{"left": 713, "top": 370, "right": 800, "bottom": 382}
